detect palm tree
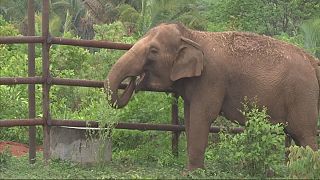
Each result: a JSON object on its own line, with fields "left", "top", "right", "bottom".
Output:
{"left": 0, "top": 0, "right": 43, "bottom": 35}
{"left": 301, "top": 18, "right": 320, "bottom": 58}
{"left": 82, "top": 0, "right": 119, "bottom": 24}
{"left": 49, "top": 0, "right": 87, "bottom": 37}
{"left": 144, "top": 0, "right": 208, "bottom": 31}
{"left": 0, "top": 0, "right": 29, "bottom": 22}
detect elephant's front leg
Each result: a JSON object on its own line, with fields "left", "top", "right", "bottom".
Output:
{"left": 185, "top": 99, "right": 221, "bottom": 171}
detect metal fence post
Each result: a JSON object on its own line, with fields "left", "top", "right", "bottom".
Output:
{"left": 171, "top": 94, "right": 180, "bottom": 157}
{"left": 42, "top": 0, "right": 51, "bottom": 162}
{"left": 28, "top": 0, "right": 36, "bottom": 164}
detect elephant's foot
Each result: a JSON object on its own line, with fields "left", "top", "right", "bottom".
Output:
{"left": 181, "top": 165, "right": 205, "bottom": 177}
{"left": 187, "top": 162, "right": 205, "bottom": 171}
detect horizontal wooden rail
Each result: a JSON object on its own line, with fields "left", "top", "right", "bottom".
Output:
{"left": 51, "top": 119, "right": 185, "bottom": 132}
{"left": 0, "top": 76, "right": 173, "bottom": 92}
{"left": 51, "top": 119, "right": 245, "bottom": 133}
{"left": 2, "top": 118, "right": 320, "bottom": 135}
{"left": 0, "top": 36, "right": 133, "bottom": 49}
{"left": 51, "top": 77, "right": 173, "bottom": 92}
{"left": 0, "top": 119, "right": 43, "bottom": 127}
{"left": 0, "top": 118, "right": 244, "bottom": 134}
{"left": 0, "top": 36, "right": 44, "bottom": 44}
{"left": 0, "top": 77, "right": 43, "bottom": 85}
{"left": 50, "top": 37, "right": 133, "bottom": 50}
{"left": 51, "top": 78, "right": 104, "bottom": 88}
{"left": 1, "top": 118, "right": 244, "bottom": 133}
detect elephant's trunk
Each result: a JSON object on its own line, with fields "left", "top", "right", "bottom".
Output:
{"left": 105, "top": 44, "right": 145, "bottom": 108}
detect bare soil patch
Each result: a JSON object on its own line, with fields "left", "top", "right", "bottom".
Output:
{"left": 0, "top": 141, "right": 42, "bottom": 157}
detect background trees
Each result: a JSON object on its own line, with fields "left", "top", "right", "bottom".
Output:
{"left": 1, "top": 0, "right": 318, "bottom": 57}
{"left": 208, "top": 0, "right": 319, "bottom": 35}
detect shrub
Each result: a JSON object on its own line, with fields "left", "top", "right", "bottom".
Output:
{"left": 0, "top": 147, "right": 12, "bottom": 170}
{"left": 0, "top": 15, "right": 19, "bottom": 36}
{"left": 206, "top": 98, "right": 286, "bottom": 177}
{"left": 287, "top": 145, "right": 320, "bottom": 179}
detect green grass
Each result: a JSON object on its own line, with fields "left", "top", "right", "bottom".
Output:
{"left": 0, "top": 131, "right": 188, "bottom": 179}
{"left": 1, "top": 153, "right": 185, "bottom": 179}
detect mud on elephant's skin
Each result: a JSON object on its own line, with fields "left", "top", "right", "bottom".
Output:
{"left": 105, "top": 23, "right": 320, "bottom": 171}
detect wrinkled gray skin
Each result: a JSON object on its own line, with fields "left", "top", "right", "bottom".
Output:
{"left": 105, "top": 23, "right": 320, "bottom": 171}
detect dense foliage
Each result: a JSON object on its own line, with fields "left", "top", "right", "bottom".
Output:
{"left": 206, "top": 99, "right": 285, "bottom": 178}
{"left": 0, "top": 0, "right": 320, "bottom": 178}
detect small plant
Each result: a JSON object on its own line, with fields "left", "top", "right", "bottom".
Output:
{"left": 0, "top": 147, "right": 12, "bottom": 170}
{"left": 287, "top": 145, "right": 320, "bottom": 179}
{"left": 85, "top": 90, "right": 117, "bottom": 166}
{"left": 206, "top": 97, "right": 286, "bottom": 177}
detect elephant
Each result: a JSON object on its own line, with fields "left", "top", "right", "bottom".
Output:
{"left": 104, "top": 23, "right": 320, "bottom": 171}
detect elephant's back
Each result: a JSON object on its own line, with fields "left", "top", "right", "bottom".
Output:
{"left": 214, "top": 31, "right": 314, "bottom": 65}
{"left": 209, "top": 31, "right": 317, "bottom": 81}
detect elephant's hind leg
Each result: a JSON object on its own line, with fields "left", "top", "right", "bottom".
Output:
{"left": 285, "top": 102, "right": 318, "bottom": 150}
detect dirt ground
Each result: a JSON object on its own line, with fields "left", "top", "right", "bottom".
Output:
{"left": 0, "top": 141, "right": 42, "bottom": 157}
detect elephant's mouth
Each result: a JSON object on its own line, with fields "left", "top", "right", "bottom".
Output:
{"left": 135, "top": 72, "right": 146, "bottom": 91}
{"left": 117, "top": 73, "right": 145, "bottom": 101}
{"left": 120, "top": 72, "right": 169, "bottom": 97}
{"left": 135, "top": 72, "right": 171, "bottom": 92}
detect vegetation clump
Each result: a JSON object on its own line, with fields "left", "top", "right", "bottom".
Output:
{"left": 0, "top": 147, "right": 12, "bottom": 171}
{"left": 287, "top": 145, "right": 320, "bottom": 179}
{"left": 204, "top": 98, "right": 286, "bottom": 178}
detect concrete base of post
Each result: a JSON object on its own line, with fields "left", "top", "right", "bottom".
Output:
{"left": 50, "top": 126, "right": 111, "bottom": 165}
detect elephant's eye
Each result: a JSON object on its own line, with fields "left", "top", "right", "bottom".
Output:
{"left": 149, "top": 47, "right": 159, "bottom": 54}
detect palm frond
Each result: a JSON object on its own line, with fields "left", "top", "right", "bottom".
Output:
{"left": 301, "top": 18, "right": 320, "bottom": 58}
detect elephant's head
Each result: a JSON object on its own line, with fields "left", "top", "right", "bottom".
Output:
{"left": 105, "top": 23, "right": 204, "bottom": 108}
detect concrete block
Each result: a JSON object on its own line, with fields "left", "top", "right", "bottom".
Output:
{"left": 50, "top": 126, "right": 111, "bottom": 165}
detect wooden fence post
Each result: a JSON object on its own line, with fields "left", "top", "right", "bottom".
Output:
{"left": 28, "top": 0, "right": 36, "bottom": 164}
{"left": 42, "top": 0, "right": 51, "bottom": 162}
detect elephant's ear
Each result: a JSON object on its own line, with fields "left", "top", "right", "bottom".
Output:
{"left": 170, "top": 37, "right": 204, "bottom": 81}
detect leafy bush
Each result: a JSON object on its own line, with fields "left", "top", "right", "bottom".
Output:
{"left": 0, "top": 17, "right": 38, "bottom": 144}
{"left": 94, "top": 21, "right": 137, "bottom": 43}
{"left": 287, "top": 145, "right": 320, "bottom": 179}
{"left": 206, "top": 98, "right": 286, "bottom": 178}
{"left": 274, "top": 33, "right": 304, "bottom": 48}
{"left": 0, "top": 15, "right": 19, "bottom": 36}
